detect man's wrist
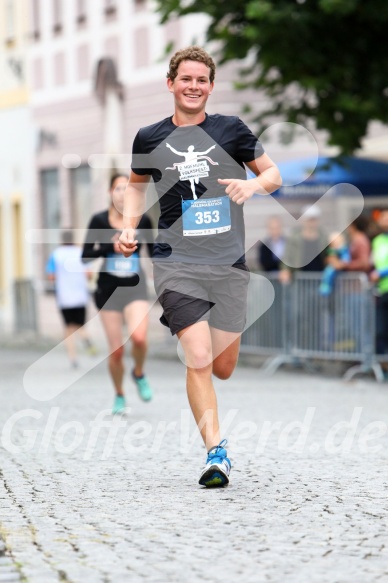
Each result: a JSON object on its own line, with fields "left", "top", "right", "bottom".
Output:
{"left": 252, "top": 176, "right": 269, "bottom": 196}
{"left": 122, "top": 224, "right": 137, "bottom": 232}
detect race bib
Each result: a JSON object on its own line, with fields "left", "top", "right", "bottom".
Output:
{"left": 106, "top": 252, "right": 140, "bottom": 278}
{"left": 182, "top": 196, "right": 231, "bottom": 237}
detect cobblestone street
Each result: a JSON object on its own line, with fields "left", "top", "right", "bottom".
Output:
{"left": 1, "top": 344, "right": 388, "bottom": 583}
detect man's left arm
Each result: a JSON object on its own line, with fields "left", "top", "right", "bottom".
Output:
{"left": 218, "top": 154, "right": 282, "bottom": 205}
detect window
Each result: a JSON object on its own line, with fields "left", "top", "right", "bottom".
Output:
{"left": 53, "top": 52, "right": 66, "bottom": 85}
{"left": 32, "top": 58, "right": 44, "bottom": 90}
{"left": 77, "top": 44, "right": 89, "bottom": 80}
{"left": 53, "top": 0, "right": 62, "bottom": 34}
{"left": 104, "top": 0, "right": 117, "bottom": 18}
{"left": 134, "top": 0, "right": 146, "bottom": 11}
{"left": 41, "top": 169, "right": 61, "bottom": 263}
{"left": 76, "top": 0, "right": 87, "bottom": 25}
{"left": 165, "top": 18, "right": 181, "bottom": 52}
{"left": 70, "top": 166, "right": 91, "bottom": 231}
{"left": 104, "top": 37, "right": 119, "bottom": 66}
{"left": 5, "top": 0, "right": 15, "bottom": 44}
{"left": 31, "top": 0, "right": 40, "bottom": 40}
{"left": 134, "top": 27, "right": 149, "bottom": 69}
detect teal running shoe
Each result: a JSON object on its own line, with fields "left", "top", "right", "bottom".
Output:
{"left": 132, "top": 371, "right": 153, "bottom": 402}
{"left": 112, "top": 395, "right": 126, "bottom": 415}
{"left": 199, "top": 439, "right": 231, "bottom": 487}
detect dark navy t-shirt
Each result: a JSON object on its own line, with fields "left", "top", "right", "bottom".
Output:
{"left": 132, "top": 113, "right": 264, "bottom": 265}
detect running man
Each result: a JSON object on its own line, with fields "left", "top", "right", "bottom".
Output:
{"left": 119, "top": 46, "right": 282, "bottom": 485}
{"left": 82, "top": 173, "right": 154, "bottom": 414}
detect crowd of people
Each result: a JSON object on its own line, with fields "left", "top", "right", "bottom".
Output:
{"left": 256, "top": 208, "right": 388, "bottom": 359}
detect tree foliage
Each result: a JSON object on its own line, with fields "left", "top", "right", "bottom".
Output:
{"left": 156, "top": 0, "right": 388, "bottom": 154}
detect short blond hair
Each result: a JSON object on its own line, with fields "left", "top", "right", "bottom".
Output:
{"left": 167, "top": 46, "right": 216, "bottom": 83}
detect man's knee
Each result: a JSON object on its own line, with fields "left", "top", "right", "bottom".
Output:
{"left": 213, "top": 368, "right": 233, "bottom": 381}
{"left": 212, "top": 359, "right": 237, "bottom": 380}
{"left": 185, "top": 346, "right": 213, "bottom": 371}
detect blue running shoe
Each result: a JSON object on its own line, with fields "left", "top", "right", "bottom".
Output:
{"left": 112, "top": 395, "right": 126, "bottom": 415}
{"left": 199, "top": 439, "right": 231, "bottom": 487}
{"left": 132, "top": 370, "right": 153, "bottom": 402}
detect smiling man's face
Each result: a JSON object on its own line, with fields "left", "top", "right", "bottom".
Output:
{"left": 167, "top": 60, "right": 214, "bottom": 117}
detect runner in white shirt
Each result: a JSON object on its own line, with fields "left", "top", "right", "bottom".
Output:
{"left": 46, "top": 230, "right": 97, "bottom": 368}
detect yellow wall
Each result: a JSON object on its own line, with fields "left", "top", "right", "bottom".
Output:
{"left": 0, "top": 87, "right": 29, "bottom": 109}
{"left": 0, "top": 0, "right": 28, "bottom": 46}
{"left": 0, "top": 200, "right": 4, "bottom": 303}
{"left": 0, "top": 0, "right": 29, "bottom": 108}
{"left": 0, "top": 1, "right": 30, "bottom": 286}
{"left": 11, "top": 195, "right": 23, "bottom": 278}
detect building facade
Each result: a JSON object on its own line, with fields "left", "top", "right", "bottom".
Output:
{"left": 2, "top": 0, "right": 388, "bottom": 334}
{"left": 0, "top": 0, "right": 36, "bottom": 333}
{"left": 27, "top": 0, "right": 215, "bottom": 271}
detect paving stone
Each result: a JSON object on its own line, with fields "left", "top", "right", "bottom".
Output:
{"left": 1, "top": 347, "right": 388, "bottom": 582}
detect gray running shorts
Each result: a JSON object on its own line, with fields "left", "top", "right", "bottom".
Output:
{"left": 153, "top": 261, "right": 249, "bottom": 335}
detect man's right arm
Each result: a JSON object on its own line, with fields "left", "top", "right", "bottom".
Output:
{"left": 119, "top": 171, "right": 150, "bottom": 257}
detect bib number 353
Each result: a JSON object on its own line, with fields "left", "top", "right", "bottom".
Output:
{"left": 195, "top": 209, "right": 220, "bottom": 224}
{"left": 182, "top": 196, "right": 231, "bottom": 236}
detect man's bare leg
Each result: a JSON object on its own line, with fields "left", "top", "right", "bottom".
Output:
{"left": 177, "top": 320, "right": 220, "bottom": 451}
{"left": 177, "top": 323, "right": 242, "bottom": 445}
{"left": 210, "top": 328, "right": 241, "bottom": 379}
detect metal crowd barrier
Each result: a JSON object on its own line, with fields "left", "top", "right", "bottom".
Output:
{"left": 241, "top": 271, "right": 387, "bottom": 381}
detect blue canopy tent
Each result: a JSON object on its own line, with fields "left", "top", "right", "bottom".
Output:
{"left": 272, "top": 156, "right": 388, "bottom": 197}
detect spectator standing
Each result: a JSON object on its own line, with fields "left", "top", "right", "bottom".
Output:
{"left": 370, "top": 209, "right": 388, "bottom": 364}
{"left": 46, "top": 230, "right": 97, "bottom": 368}
{"left": 258, "top": 216, "right": 286, "bottom": 272}
{"left": 327, "top": 217, "right": 371, "bottom": 275}
{"left": 279, "top": 206, "right": 328, "bottom": 283}
{"left": 328, "top": 217, "right": 371, "bottom": 353}
{"left": 256, "top": 216, "right": 286, "bottom": 349}
{"left": 279, "top": 206, "right": 328, "bottom": 350}
{"left": 319, "top": 232, "right": 351, "bottom": 296}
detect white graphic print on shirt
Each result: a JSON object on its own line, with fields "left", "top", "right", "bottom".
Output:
{"left": 165, "top": 143, "right": 219, "bottom": 199}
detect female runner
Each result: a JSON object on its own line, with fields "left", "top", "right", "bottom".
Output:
{"left": 82, "top": 173, "right": 154, "bottom": 413}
